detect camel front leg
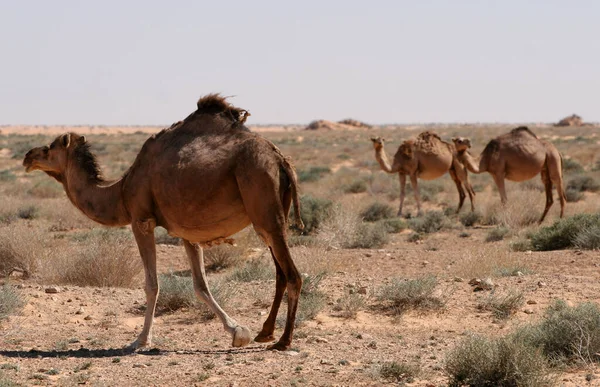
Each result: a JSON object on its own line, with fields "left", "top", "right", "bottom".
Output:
{"left": 410, "top": 174, "right": 422, "bottom": 216}
{"left": 183, "top": 240, "right": 251, "bottom": 347}
{"left": 255, "top": 247, "right": 286, "bottom": 343}
{"left": 491, "top": 173, "right": 508, "bottom": 205}
{"left": 398, "top": 174, "right": 406, "bottom": 216}
{"left": 129, "top": 219, "right": 159, "bottom": 349}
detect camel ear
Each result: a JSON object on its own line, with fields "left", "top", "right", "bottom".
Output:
{"left": 370, "top": 137, "right": 377, "bottom": 142}
{"left": 451, "top": 137, "right": 457, "bottom": 142}
{"left": 60, "top": 133, "right": 71, "bottom": 148}
{"left": 79, "top": 135, "right": 87, "bottom": 144}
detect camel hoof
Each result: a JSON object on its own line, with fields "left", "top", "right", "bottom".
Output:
{"left": 127, "top": 338, "right": 150, "bottom": 351}
{"left": 254, "top": 333, "right": 276, "bottom": 343}
{"left": 232, "top": 326, "right": 252, "bottom": 347}
{"left": 267, "top": 341, "right": 291, "bottom": 351}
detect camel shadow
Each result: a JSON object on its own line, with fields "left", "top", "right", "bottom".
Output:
{"left": 0, "top": 346, "right": 266, "bottom": 359}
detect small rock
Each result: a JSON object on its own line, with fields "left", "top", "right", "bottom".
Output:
{"left": 367, "top": 341, "right": 377, "bottom": 349}
{"left": 284, "top": 351, "right": 299, "bottom": 356}
{"left": 258, "top": 311, "right": 267, "bottom": 316}
{"left": 524, "top": 309, "right": 534, "bottom": 314}
{"left": 45, "top": 287, "right": 60, "bottom": 294}
{"left": 474, "top": 278, "right": 494, "bottom": 291}
{"left": 84, "top": 315, "right": 92, "bottom": 321}
{"left": 133, "top": 363, "right": 148, "bottom": 368}
{"left": 377, "top": 249, "right": 385, "bottom": 253}
{"left": 320, "top": 359, "right": 333, "bottom": 365}
{"left": 50, "top": 296, "right": 57, "bottom": 301}
{"left": 468, "top": 278, "right": 481, "bottom": 286}
{"left": 527, "top": 300, "right": 538, "bottom": 305}
{"left": 515, "top": 271, "right": 524, "bottom": 277}
{"left": 365, "top": 253, "right": 372, "bottom": 258}
{"left": 16, "top": 283, "right": 25, "bottom": 289}
{"left": 315, "top": 337, "right": 329, "bottom": 344}
{"left": 348, "top": 289, "right": 355, "bottom": 295}
{"left": 454, "top": 277, "right": 464, "bottom": 283}
{"left": 537, "top": 281, "right": 546, "bottom": 288}
{"left": 358, "top": 287, "right": 368, "bottom": 295}
{"left": 422, "top": 261, "right": 429, "bottom": 266}
{"left": 76, "top": 308, "right": 85, "bottom": 315}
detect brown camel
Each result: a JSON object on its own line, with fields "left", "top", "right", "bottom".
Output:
{"left": 452, "top": 126, "right": 566, "bottom": 223}
{"left": 23, "top": 94, "right": 304, "bottom": 351}
{"left": 370, "top": 131, "right": 475, "bottom": 216}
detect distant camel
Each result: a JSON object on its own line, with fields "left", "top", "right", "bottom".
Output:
{"left": 452, "top": 126, "right": 566, "bottom": 223}
{"left": 370, "top": 131, "right": 475, "bottom": 216}
{"left": 23, "top": 94, "right": 304, "bottom": 351}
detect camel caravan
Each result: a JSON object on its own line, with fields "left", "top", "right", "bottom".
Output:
{"left": 22, "top": 94, "right": 569, "bottom": 352}
{"left": 371, "top": 126, "right": 566, "bottom": 224}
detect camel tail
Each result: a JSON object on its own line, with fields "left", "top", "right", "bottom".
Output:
{"left": 282, "top": 158, "right": 304, "bottom": 230}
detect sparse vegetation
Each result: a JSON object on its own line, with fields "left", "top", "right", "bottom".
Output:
{"left": 564, "top": 187, "right": 584, "bottom": 202}
{"left": 295, "top": 195, "right": 334, "bottom": 234}
{"left": 381, "top": 218, "right": 407, "bottom": 233}
{"left": 0, "top": 223, "right": 50, "bottom": 278}
{"left": 445, "top": 335, "right": 553, "bottom": 387}
{"left": 378, "top": 361, "right": 420, "bottom": 383}
{"left": 333, "top": 292, "right": 366, "bottom": 319}
{"left": 349, "top": 221, "right": 389, "bottom": 249}
{"left": 360, "top": 202, "right": 394, "bottom": 222}
{"left": 343, "top": 179, "right": 368, "bottom": 194}
{"left": 477, "top": 290, "right": 525, "bottom": 319}
{"left": 459, "top": 211, "right": 481, "bottom": 227}
{"left": 408, "top": 211, "right": 451, "bottom": 233}
{"left": 485, "top": 226, "right": 509, "bottom": 242}
{"left": 567, "top": 175, "right": 599, "bottom": 192}
{"left": 0, "top": 285, "right": 25, "bottom": 321}
{"left": 377, "top": 276, "right": 444, "bottom": 315}
{"left": 528, "top": 213, "right": 600, "bottom": 251}
{"left": 154, "top": 227, "right": 181, "bottom": 245}
{"left": 229, "top": 259, "right": 273, "bottom": 282}
{"left": 204, "top": 244, "right": 241, "bottom": 272}
{"left": 298, "top": 166, "right": 331, "bottom": 182}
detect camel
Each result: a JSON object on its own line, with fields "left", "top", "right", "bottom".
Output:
{"left": 370, "top": 131, "right": 475, "bottom": 216}
{"left": 23, "top": 94, "right": 304, "bottom": 351}
{"left": 452, "top": 126, "right": 566, "bottom": 223}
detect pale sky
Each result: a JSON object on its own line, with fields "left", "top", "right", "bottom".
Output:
{"left": 1, "top": 1, "right": 598, "bottom": 125}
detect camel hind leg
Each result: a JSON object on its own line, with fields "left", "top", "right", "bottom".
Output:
{"left": 236, "top": 166, "right": 301, "bottom": 351}
{"left": 448, "top": 168, "right": 466, "bottom": 213}
{"left": 540, "top": 168, "right": 554, "bottom": 223}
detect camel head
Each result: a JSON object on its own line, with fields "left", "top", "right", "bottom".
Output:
{"left": 370, "top": 136, "right": 385, "bottom": 150}
{"left": 23, "top": 133, "right": 87, "bottom": 179}
{"left": 452, "top": 137, "right": 471, "bottom": 152}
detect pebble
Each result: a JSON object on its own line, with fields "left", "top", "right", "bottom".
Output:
{"left": 527, "top": 300, "right": 538, "bottom": 305}
{"left": 133, "top": 363, "right": 148, "bottom": 368}
{"left": 84, "top": 315, "right": 92, "bottom": 321}
{"left": 45, "top": 287, "right": 60, "bottom": 294}
{"left": 537, "top": 281, "right": 547, "bottom": 287}
{"left": 454, "top": 277, "right": 464, "bottom": 282}
{"left": 76, "top": 308, "right": 85, "bottom": 315}
{"left": 320, "top": 359, "right": 333, "bottom": 365}
{"left": 524, "top": 309, "right": 534, "bottom": 314}
{"left": 365, "top": 253, "right": 372, "bottom": 258}
{"left": 316, "top": 337, "right": 329, "bottom": 344}
{"left": 358, "top": 287, "right": 368, "bottom": 295}
{"left": 284, "top": 351, "right": 299, "bottom": 357}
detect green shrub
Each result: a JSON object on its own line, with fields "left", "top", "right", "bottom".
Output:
{"left": 407, "top": 232, "right": 423, "bottom": 243}
{"left": 514, "top": 300, "right": 600, "bottom": 365}
{"left": 0, "top": 170, "right": 16, "bottom": 182}
{"left": 567, "top": 175, "right": 600, "bottom": 192}
{"left": 485, "top": 227, "right": 509, "bottom": 242}
{"left": 17, "top": 205, "right": 39, "bottom": 220}
{"left": 477, "top": 291, "right": 525, "bottom": 319}
{"left": 573, "top": 225, "right": 600, "bottom": 250}
{"left": 529, "top": 213, "right": 600, "bottom": 251}
{"left": 408, "top": 211, "right": 450, "bottom": 233}
{"left": 445, "top": 335, "right": 553, "bottom": 387}
{"left": 298, "top": 166, "right": 331, "bottom": 182}
{"left": 360, "top": 202, "right": 394, "bottom": 222}
{"left": 564, "top": 188, "right": 584, "bottom": 202}
{"left": 348, "top": 222, "right": 389, "bottom": 249}
{"left": 378, "top": 361, "right": 420, "bottom": 383}
{"left": 562, "top": 158, "right": 584, "bottom": 173}
{"left": 204, "top": 244, "right": 241, "bottom": 272}
{"left": 343, "top": 179, "right": 368, "bottom": 194}
{"left": 459, "top": 211, "right": 481, "bottom": 227}
{"left": 509, "top": 239, "right": 532, "bottom": 252}
{"left": 154, "top": 227, "right": 181, "bottom": 245}
{"left": 382, "top": 218, "right": 407, "bottom": 233}
{"left": 377, "top": 276, "right": 443, "bottom": 315}
{"left": 333, "top": 293, "right": 366, "bottom": 319}
{"left": 295, "top": 195, "right": 334, "bottom": 234}
{"left": 0, "top": 285, "right": 25, "bottom": 321}
{"left": 228, "top": 259, "right": 273, "bottom": 282}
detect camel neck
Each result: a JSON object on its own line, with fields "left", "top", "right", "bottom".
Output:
{"left": 62, "top": 164, "right": 131, "bottom": 226}
{"left": 458, "top": 151, "right": 483, "bottom": 174}
{"left": 374, "top": 146, "right": 399, "bottom": 173}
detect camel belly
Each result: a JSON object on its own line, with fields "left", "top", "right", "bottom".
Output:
{"left": 504, "top": 159, "right": 544, "bottom": 182}
{"left": 164, "top": 210, "right": 251, "bottom": 244}
{"left": 417, "top": 169, "right": 447, "bottom": 180}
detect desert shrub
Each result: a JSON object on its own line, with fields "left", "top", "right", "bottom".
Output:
{"left": 408, "top": 211, "right": 451, "bottom": 233}
{"left": 407, "top": 232, "right": 423, "bottom": 243}
{"left": 477, "top": 291, "right": 524, "bottom": 319}
{"left": 298, "top": 166, "right": 331, "bottom": 182}
{"left": 360, "top": 202, "right": 394, "bottom": 222}
{"left": 382, "top": 218, "right": 407, "bottom": 233}
{"left": 0, "top": 285, "right": 25, "bottom": 321}
{"left": 229, "top": 259, "right": 273, "bottom": 282}
{"left": 567, "top": 175, "right": 600, "bottom": 192}
{"left": 485, "top": 226, "right": 509, "bottom": 242}
{"left": 157, "top": 273, "right": 236, "bottom": 319}
{"left": 343, "top": 179, "right": 368, "bottom": 194}
{"left": 564, "top": 187, "right": 584, "bottom": 202}
{"left": 27, "top": 179, "right": 63, "bottom": 198}
{"left": 562, "top": 158, "right": 584, "bottom": 173}
{"left": 377, "top": 276, "right": 444, "bottom": 315}
{"left": 70, "top": 227, "right": 131, "bottom": 243}
{"left": 17, "top": 205, "right": 39, "bottom": 220}
{"left": 495, "top": 264, "right": 532, "bottom": 277}
{"left": 529, "top": 213, "right": 600, "bottom": 251}
{"left": 0, "top": 372, "right": 19, "bottom": 387}
{"left": 56, "top": 229, "right": 141, "bottom": 287}
{"left": 295, "top": 195, "right": 334, "bottom": 234}
{"left": 509, "top": 239, "right": 533, "bottom": 252}
{"left": 573, "top": 225, "right": 600, "bottom": 250}
{"left": 204, "top": 244, "right": 241, "bottom": 272}
{"left": 418, "top": 181, "right": 445, "bottom": 202}
{"left": 348, "top": 222, "right": 389, "bottom": 249}
{"left": 514, "top": 301, "right": 600, "bottom": 365}
{"left": 0, "top": 223, "right": 50, "bottom": 278}
{"left": 459, "top": 211, "right": 481, "bottom": 227}
{"left": 0, "top": 170, "right": 16, "bottom": 182}
{"left": 333, "top": 292, "right": 366, "bottom": 319}
{"left": 154, "top": 227, "right": 180, "bottom": 245}
{"left": 378, "top": 361, "right": 420, "bottom": 383}
{"left": 445, "top": 335, "right": 553, "bottom": 387}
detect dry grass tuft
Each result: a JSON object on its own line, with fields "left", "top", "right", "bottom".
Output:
{"left": 0, "top": 284, "right": 25, "bottom": 321}
{"left": 376, "top": 276, "right": 445, "bottom": 315}
{"left": 453, "top": 245, "right": 532, "bottom": 279}
{"left": 0, "top": 223, "right": 51, "bottom": 278}
{"left": 477, "top": 290, "right": 525, "bottom": 319}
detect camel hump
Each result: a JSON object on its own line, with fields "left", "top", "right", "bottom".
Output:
{"left": 417, "top": 131, "right": 442, "bottom": 142}
{"left": 196, "top": 94, "right": 250, "bottom": 123}
{"left": 511, "top": 126, "right": 538, "bottom": 139}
